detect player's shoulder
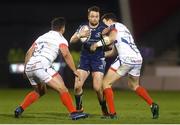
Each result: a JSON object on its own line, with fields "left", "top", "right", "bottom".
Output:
{"left": 38, "top": 30, "right": 54, "bottom": 39}
{"left": 35, "top": 31, "right": 48, "bottom": 42}
{"left": 115, "top": 22, "right": 127, "bottom": 29}
{"left": 58, "top": 33, "right": 69, "bottom": 45}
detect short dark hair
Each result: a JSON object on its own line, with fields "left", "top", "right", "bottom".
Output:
{"left": 101, "top": 13, "right": 117, "bottom": 22}
{"left": 51, "top": 17, "right": 66, "bottom": 31}
{"left": 88, "top": 6, "right": 100, "bottom": 15}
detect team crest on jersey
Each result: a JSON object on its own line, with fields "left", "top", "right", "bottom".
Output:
{"left": 95, "top": 32, "right": 101, "bottom": 38}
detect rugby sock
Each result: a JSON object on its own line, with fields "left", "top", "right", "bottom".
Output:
{"left": 20, "top": 91, "right": 40, "bottom": 110}
{"left": 60, "top": 92, "right": 76, "bottom": 113}
{"left": 74, "top": 93, "right": 83, "bottom": 110}
{"left": 135, "top": 86, "right": 153, "bottom": 106}
{"left": 103, "top": 88, "right": 116, "bottom": 114}
{"left": 99, "top": 99, "right": 109, "bottom": 115}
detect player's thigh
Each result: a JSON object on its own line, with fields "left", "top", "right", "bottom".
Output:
{"left": 102, "top": 59, "right": 128, "bottom": 89}
{"left": 128, "top": 74, "right": 140, "bottom": 90}
{"left": 110, "top": 57, "right": 131, "bottom": 76}
{"left": 74, "top": 69, "right": 90, "bottom": 89}
{"left": 127, "top": 64, "right": 141, "bottom": 90}
{"left": 47, "top": 73, "right": 68, "bottom": 93}
{"left": 102, "top": 68, "right": 121, "bottom": 89}
{"left": 78, "top": 55, "right": 91, "bottom": 73}
{"left": 92, "top": 71, "right": 104, "bottom": 89}
{"left": 43, "top": 67, "right": 68, "bottom": 93}
{"left": 128, "top": 64, "right": 142, "bottom": 77}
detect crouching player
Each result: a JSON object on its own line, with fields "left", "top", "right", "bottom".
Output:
{"left": 90, "top": 13, "right": 159, "bottom": 119}
{"left": 14, "top": 17, "right": 88, "bottom": 120}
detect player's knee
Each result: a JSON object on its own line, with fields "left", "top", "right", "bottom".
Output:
{"left": 102, "top": 80, "right": 111, "bottom": 90}
{"left": 93, "top": 84, "right": 101, "bottom": 92}
{"left": 35, "top": 89, "right": 46, "bottom": 97}
{"left": 74, "top": 83, "right": 83, "bottom": 93}
{"left": 58, "top": 87, "right": 68, "bottom": 94}
{"left": 53, "top": 84, "right": 68, "bottom": 93}
{"left": 39, "top": 90, "right": 46, "bottom": 96}
{"left": 74, "top": 81, "right": 83, "bottom": 91}
{"left": 74, "top": 87, "right": 83, "bottom": 95}
{"left": 128, "top": 82, "right": 139, "bottom": 91}
{"left": 128, "top": 75, "right": 139, "bottom": 91}
{"left": 102, "top": 81, "right": 107, "bottom": 89}
{"left": 128, "top": 83, "right": 135, "bottom": 90}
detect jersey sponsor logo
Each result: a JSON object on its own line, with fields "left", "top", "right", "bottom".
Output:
{"left": 121, "top": 57, "right": 142, "bottom": 65}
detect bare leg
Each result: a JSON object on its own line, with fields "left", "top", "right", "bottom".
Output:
{"left": 74, "top": 69, "right": 89, "bottom": 111}
{"left": 47, "top": 74, "right": 76, "bottom": 113}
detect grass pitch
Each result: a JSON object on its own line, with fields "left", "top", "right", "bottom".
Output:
{"left": 0, "top": 88, "right": 180, "bottom": 124}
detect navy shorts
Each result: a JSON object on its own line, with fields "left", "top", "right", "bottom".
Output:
{"left": 78, "top": 55, "right": 106, "bottom": 73}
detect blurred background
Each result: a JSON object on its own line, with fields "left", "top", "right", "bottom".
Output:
{"left": 0, "top": 0, "right": 180, "bottom": 90}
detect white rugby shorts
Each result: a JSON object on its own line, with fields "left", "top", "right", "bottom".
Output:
{"left": 25, "top": 60, "right": 57, "bottom": 85}
{"left": 110, "top": 57, "right": 142, "bottom": 77}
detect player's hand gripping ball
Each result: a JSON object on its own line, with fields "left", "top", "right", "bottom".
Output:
{"left": 78, "top": 25, "right": 91, "bottom": 42}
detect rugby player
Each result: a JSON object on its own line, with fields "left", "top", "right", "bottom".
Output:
{"left": 14, "top": 17, "right": 88, "bottom": 120}
{"left": 70, "top": 6, "right": 109, "bottom": 116}
{"left": 90, "top": 13, "right": 159, "bottom": 119}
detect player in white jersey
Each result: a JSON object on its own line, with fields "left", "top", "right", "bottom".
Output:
{"left": 90, "top": 13, "right": 159, "bottom": 119}
{"left": 14, "top": 17, "right": 88, "bottom": 120}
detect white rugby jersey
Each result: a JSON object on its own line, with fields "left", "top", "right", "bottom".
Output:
{"left": 112, "top": 22, "right": 142, "bottom": 64}
{"left": 29, "top": 30, "right": 68, "bottom": 67}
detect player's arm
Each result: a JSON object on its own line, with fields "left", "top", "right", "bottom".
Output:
{"left": 104, "top": 45, "right": 117, "bottom": 58}
{"left": 70, "top": 29, "right": 90, "bottom": 43}
{"left": 102, "top": 27, "right": 111, "bottom": 35}
{"left": 24, "top": 43, "right": 35, "bottom": 65}
{"left": 99, "top": 29, "right": 117, "bottom": 47}
{"left": 90, "top": 30, "right": 117, "bottom": 51}
{"left": 108, "top": 29, "right": 117, "bottom": 43}
{"left": 70, "top": 32, "right": 80, "bottom": 43}
{"left": 59, "top": 44, "right": 79, "bottom": 77}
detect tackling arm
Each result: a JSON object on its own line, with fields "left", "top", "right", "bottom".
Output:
{"left": 104, "top": 45, "right": 117, "bottom": 58}
{"left": 97, "top": 30, "right": 117, "bottom": 47}
{"left": 70, "top": 32, "right": 80, "bottom": 43}
{"left": 59, "top": 44, "right": 78, "bottom": 76}
{"left": 90, "top": 30, "right": 117, "bottom": 52}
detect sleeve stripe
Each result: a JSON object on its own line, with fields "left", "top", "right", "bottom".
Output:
{"left": 31, "top": 42, "right": 37, "bottom": 49}
{"left": 59, "top": 43, "right": 68, "bottom": 49}
{"left": 111, "top": 28, "right": 118, "bottom": 32}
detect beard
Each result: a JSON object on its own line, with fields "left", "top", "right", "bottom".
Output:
{"left": 89, "top": 21, "right": 98, "bottom": 26}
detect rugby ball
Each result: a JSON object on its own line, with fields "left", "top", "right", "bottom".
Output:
{"left": 78, "top": 25, "right": 91, "bottom": 42}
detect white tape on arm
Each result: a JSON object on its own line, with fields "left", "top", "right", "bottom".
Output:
{"left": 96, "top": 36, "right": 110, "bottom": 47}
{"left": 96, "top": 40, "right": 103, "bottom": 47}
